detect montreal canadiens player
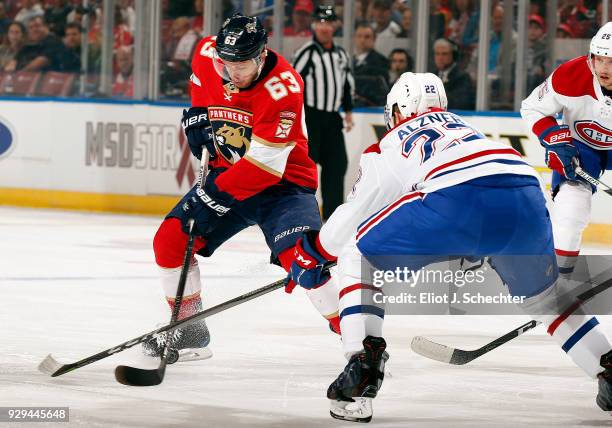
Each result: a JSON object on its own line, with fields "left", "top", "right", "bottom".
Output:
{"left": 145, "top": 14, "right": 341, "bottom": 362}
{"left": 521, "top": 22, "right": 612, "bottom": 274}
{"left": 288, "top": 72, "right": 612, "bottom": 422}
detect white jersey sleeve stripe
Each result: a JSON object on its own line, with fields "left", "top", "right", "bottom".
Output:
{"left": 246, "top": 138, "right": 296, "bottom": 177}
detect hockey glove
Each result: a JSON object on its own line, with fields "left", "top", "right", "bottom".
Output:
{"left": 182, "top": 107, "right": 216, "bottom": 160}
{"left": 538, "top": 124, "right": 579, "bottom": 180}
{"left": 286, "top": 230, "right": 332, "bottom": 293}
{"left": 180, "top": 174, "right": 234, "bottom": 236}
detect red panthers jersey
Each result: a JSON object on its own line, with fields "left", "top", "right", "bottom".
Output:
{"left": 190, "top": 36, "right": 317, "bottom": 200}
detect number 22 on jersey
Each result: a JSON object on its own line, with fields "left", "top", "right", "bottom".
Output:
{"left": 401, "top": 121, "right": 485, "bottom": 163}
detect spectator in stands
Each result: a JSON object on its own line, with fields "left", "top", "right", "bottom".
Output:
{"left": 371, "top": 0, "right": 402, "bottom": 38}
{"left": 284, "top": 0, "right": 313, "bottom": 37}
{"left": 526, "top": 14, "right": 547, "bottom": 94}
{"left": 44, "top": 0, "right": 72, "bottom": 37}
{"left": 67, "top": 20, "right": 101, "bottom": 73}
{"left": 58, "top": 21, "right": 81, "bottom": 72}
{"left": 8, "top": 16, "right": 63, "bottom": 72}
{"left": 388, "top": 48, "right": 412, "bottom": 85}
{"left": 0, "top": 2, "right": 11, "bottom": 37}
{"left": 596, "top": 1, "right": 612, "bottom": 26}
{"left": 164, "top": 16, "right": 199, "bottom": 62}
{"left": 113, "top": 5, "right": 133, "bottom": 49}
{"left": 529, "top": 0, "right": 546, "bottom": 16}
{"left": 557, "top": 22, "right": 575, "bottom": 38}
{"left": 398, "top": 6, "right": 412, "bottom": 37}
{"left": 353, "top": 22, "right": 389, "bottom": 106}
{"left": 488, "top": 5, "right": 516, "bottom": 75}
{"left": 433, "top": 38, "right": 474, "bottom": 110}
{"left": 448, "top": 0, "right": 477, "bottom": 46}
{"left": 354, "top": 0, "right": 365, "bottom": 22}
{"left": 118, "top": 0, "right": 136, "bottom": 33}
{"left": 161, "top": 16, "right": 199, "bottom": 97}
{"left": 559, "top": 0, "right": 598, "bottom": 38}
{"left": 112, "top": 45, "right": 133, "bottom": 97}
{"left": 14, "top": 0, "right": 44, "bottom": 26}
{"left": 426, "top": 2, "right": 449, "bottom": 71}
{"left": 192, "top": 0, "right": 204, "bottom": 34}
{"left": 80, "top": 7, "right": 103, "bottom": 49}
{"left": 0, "top": 21, "right": 25, "bottom": 70}
{"left": 166, "top": 0, "right": 191, "bottom": 18}
{"left": 431, "top": 0, "right": 452, "bottom": 33}
{"left": 391, "top": 0, "right": 410, "bottom": 23}
{"left": 66, "top": 3, "right": 97, "bottom": 26}
{"left": 63, "top": 21, "right": 81, "bottom": 50}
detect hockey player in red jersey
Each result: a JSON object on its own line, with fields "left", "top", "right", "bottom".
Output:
{"left": 144, "top": 14, "right": 340, "bottom": 362}
{"left": 521, "top": 22, "right": 612, "bottom": 275}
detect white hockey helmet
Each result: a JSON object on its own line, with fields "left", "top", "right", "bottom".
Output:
{"left": 384, "top": 72, "right": 448, "bottom": 130}
{"left": 590, "top": 22, "right": 612, "bottom": 58}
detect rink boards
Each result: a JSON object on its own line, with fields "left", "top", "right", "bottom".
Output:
{"left": 0, "top": 98, "right": 610, "bottom": 243}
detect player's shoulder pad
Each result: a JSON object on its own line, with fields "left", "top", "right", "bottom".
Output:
{"left": 259, "top": 51, "right": 304, "bottom": 102}
{"left": 551, "top": 55, "right": 596, "bottom": 99}
{"left": 272, "top": 50, "right": 303, "bottom": 83}
{"left": 362, "top": 142, "right": 381, "bottom": 154}
{"left": 195, "top": 36, "right": 217, "bottom": 60}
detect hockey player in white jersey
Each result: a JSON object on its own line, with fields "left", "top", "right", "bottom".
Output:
{"left": 521, "top": 22, "right": 612, "bottom": 274}
{"left": 287, "top": 72, "right": 612, "bottom": 422}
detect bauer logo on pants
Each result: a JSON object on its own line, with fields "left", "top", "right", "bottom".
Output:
{"left": 0, "top": 118, "right": 15, "bottom": 159}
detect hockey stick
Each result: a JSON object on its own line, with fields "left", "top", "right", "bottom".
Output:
{"left": 411, "top": 274, "right": 612, "bottom": 365}
{"left": 411, "top": 320, "right": 540, "bottom": 365}
{"left": 575, "top": 166, "right": 612, "bottom": 196}
{"left": 114, "top": 219, "right": 197, "bottom": 386}
{"left": 38, "top": 263, "right": 336, "bottom": 378}
{"left": 115, "top": 153, "right": 209, "bottom": 386}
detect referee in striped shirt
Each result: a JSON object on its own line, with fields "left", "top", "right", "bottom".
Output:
{"left": 292, "top": 5, "right": 354, "bottom": 220}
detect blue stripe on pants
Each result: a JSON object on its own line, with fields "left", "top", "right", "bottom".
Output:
{"left": 562, "top": 317, "right": 599, "bottom": 353}
{"left": 340, "top": 305, "right": 385, "bottom": 320}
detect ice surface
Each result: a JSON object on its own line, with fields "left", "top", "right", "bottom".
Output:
{"left": 1, "top": 207, "right": 612, "bottom": 427}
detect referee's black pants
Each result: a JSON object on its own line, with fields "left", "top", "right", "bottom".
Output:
{"left": 304, "top": 106, "right": 348, "bottom": 220}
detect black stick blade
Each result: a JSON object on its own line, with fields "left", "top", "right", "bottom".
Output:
{"left": 115, "top": 365, "right": 165, "bottom": 386}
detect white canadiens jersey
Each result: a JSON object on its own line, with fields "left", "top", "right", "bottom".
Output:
{"left": 521, "top": 55, "right": 612, "bottom": 151}
{"left": 318, "top": 109, "right": 539, "bottom": 257}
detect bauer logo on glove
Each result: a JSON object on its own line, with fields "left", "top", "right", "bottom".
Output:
{"left": 538, "top": 124, "right": 580, "bottom": 179}
{"left": 182, "top": 112, "right": 209, "bottom": 129}
{"left": 195, "top": 188, "right": 231, "bottom": 215}
{"left": 545, "top": 129, "right": 572, "bottom": 144}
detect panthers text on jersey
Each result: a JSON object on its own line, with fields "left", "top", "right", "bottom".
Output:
{"left": 190, "top": 36, "right": 318, "bottom": 200}
{"left": 521, "top": 55, "right": 612, "bottom": 151}
{"left": 317, "top": 108, "right": 540, "bottom": 257}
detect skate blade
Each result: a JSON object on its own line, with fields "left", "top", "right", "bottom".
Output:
{"left": 329, "top": 398, "right": 372, "bottom": 423}
{"left": 177, "top": 347, "right": 213, "bottom": 362}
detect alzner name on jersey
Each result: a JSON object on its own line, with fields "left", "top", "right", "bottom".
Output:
{"left": 384, "top": 108, "right": 538, "bottom": 194}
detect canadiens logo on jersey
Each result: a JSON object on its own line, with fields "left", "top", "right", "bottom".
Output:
{"left": 574, "top": 120, "right": 612, "bottom": 149}
{"left": 208, "top": 106, "right": 253, "bottom": 163}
